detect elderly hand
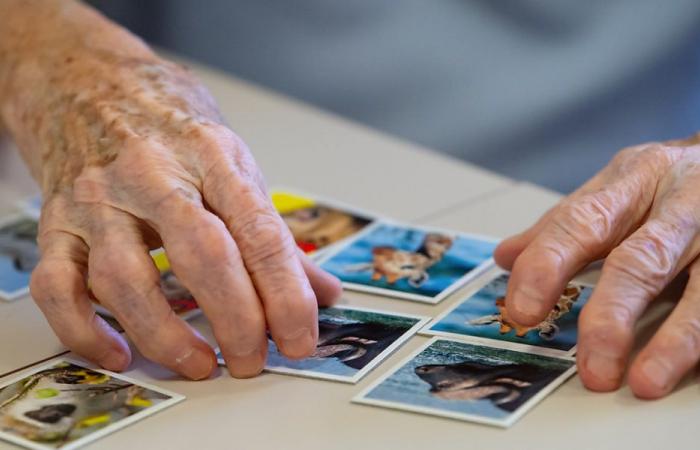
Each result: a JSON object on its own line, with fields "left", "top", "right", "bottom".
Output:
{"left": 495, "top": 135, "right": 700, "bottom": 398}
{"left": 0, "top": 0, "right": 341, "bottom": 380}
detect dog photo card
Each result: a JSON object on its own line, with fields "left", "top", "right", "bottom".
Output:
{"left": 353, "top": 337, "right": 576, "bottom": 428}
{"left": 0, "top": 359, "right": 184, "bottom": 450}
{"left": 271, "top": 189, "right": 378, "bottom": 258}
{"left": 421, "top": 268, "right": 593, "bottom": 356}
{"left": 0, "top": 215, "right": 39, "bottom": 301}
{"left": 217, "top": 306, "right": 428, "bottom": 383}
{"left": 317, "top": 221, "right": 498, "bottom": 303}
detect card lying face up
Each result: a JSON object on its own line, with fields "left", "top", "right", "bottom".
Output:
{"left": 0, "top": 359, "right": 184, "bottom": 450}
{"left": 0, "top": 215, "right": 39, "bottom": 301}
{"left": 422, "top": 269, "right": 593, "bottom": 356}
{"left": 353, "top": 338, "right": 576, "bottom": 428}
{"left": 317, "top": 221, "right": 497, "bottom": 303}
{"left": 217, "top": 306, "right": 428, "bottom": 383}
{"left": 271, "top": 190, "right": 376, "bottom": 258}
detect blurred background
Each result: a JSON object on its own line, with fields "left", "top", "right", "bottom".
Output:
{"left": 92, "top": 1, "right": 700, "bottom": 193}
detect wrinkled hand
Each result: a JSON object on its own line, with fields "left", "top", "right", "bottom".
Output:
{"left": 495, "top": 135, "right": 700, "bottom": 398}
{"left": 9, "top": 52, "right": 341, "bottom": 379}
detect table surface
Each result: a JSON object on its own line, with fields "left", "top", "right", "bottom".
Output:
{"left": 0, "top": 55, "right": 695, "bottom": 450}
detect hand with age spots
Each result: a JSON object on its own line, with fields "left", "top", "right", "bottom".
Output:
{"left": 495, "top": 134, "right": 700, "bottom": 398}
{"left": 0, "top": 1, "right": 341, "bottom": 379}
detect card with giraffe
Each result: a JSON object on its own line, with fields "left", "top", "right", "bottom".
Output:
{"left": 317, "top": 221, "right": 498, "bottom": 304}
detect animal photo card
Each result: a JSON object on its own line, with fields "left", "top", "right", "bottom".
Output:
{"left": 318, "top": 221, "right": 497, "bottom": 303}
{"left": 91, "top": 250, "right": 201, "bottom": 323}
{"left": 0, "top": 359, "right": 184, "bottom": 450}
{"left": 0, "top": 215, "right": 39, "bottom": 301}
{"left": 271, "top": 189, "right": 377, "bottom": 258}
{"left": 422, "top": 268, "right": 593, "bottom": 356}
{"left": 353, "top": 337, "right": 576, "bottom": 428}
{"left": 217, "top": 306, "right": 428, "bottom": 383}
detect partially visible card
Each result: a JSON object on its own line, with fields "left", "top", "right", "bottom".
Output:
{"left": 0, "top": 359, "right": 184, "bottom": 450}
{"left": 353, "top": 337, "right": 576, "bottom": 428}
{"left": 16, "top": 195, "right": 42, "bottom": 220}
{"left": 271, "top": 189, "right": 377, "bottom": 258}
{"left": 421, "top": 269, "right": 593, "bottom": 356}
{"left": 0, "top": 215, "right": 39, "bottom": 301}
{"left": 318, "top": 221, "right": 497, "bottom": 304}
{"left": 217, "top": 306, "right": 428, "bottom": 383}
{"left": 91, "top": 251, "right": 201, "bottom": 323}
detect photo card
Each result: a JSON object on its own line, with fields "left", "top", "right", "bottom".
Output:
{"left": 317, "top": 221, "right": 497, "bottom": 303}
{"left": 0, "top": 215, "right": 39, "bottom": 301}
{"left": 353, "top": 337, "right": 576, "bottom": 428}
{"left": 0, "top": 358, "right": 184, "bottom": 450}
{"left": 217, "top": 305, "right": 428, "bottom": 383}
{"left": 422, "top": 268, "right": 593, "bottom": 356}
{"left": 271, "top": 189, "right": 378, "bottom": 258}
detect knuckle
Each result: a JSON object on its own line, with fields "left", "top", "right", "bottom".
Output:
{"left": 187, "top": 215, "right": 233, "bottom": 263}
{"left": 581, "top": 298, "right": 635, "bottom": 332}
{"left": 551, "top": 191, "right": 618, "bottom": 250}
{"left": 232, "top": 210, "right": 295, "bottom": 268}
{"left": 153, "top": 186, "right": 202, "bottom": 216}
{"left": 606, "top": 239, "right": 672, "bottom": 295}
{"left": 661, "top": 317, "right": 700, "bottom": 354}
{"left": 30, "top": 262, "right": 69, "bottom": 303}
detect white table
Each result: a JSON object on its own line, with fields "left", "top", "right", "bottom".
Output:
{"left": 0, "top": 56, "right": 693, "bottom": 450}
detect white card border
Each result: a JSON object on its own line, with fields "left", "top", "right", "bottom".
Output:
{"left": 352, "top": 336, "right": 577, "bottom": 428}
{"left": 316, "top": 219, "right": 499, "bottom": 304}
{"left": 419, "top": 266, "right": 596, "bottom": 357}
{"left": 0, "top": 213, "right": 38, "bottom": 301}
{"left": 0, "top": 357, "right": 185, "bottom": 450}
{"left": 217, "top": 304, "right": 429, "bottom": 384}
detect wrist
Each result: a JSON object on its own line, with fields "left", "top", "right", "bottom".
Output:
{"left": 0, "top": 0, "right": 158, "bottom": 190}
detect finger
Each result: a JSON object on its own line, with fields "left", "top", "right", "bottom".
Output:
{"left": 200, "top": 139, "right": 319, "bottom": 359}
{"left": 494, "top": 172, "right": 608, "bottom": 270}
{"left": 627, "top": 259, "right": 700, "bottom": 398}
{"left": 577, "top": 217, "right": 699, "bottom": 392}
{"left": 87, "top": 207, "right": 216, "bottom": 380}
{"left": 31, "top": 230, "right": 131, "bottom": 372}
{"left": 297, "top": 248, "right": 342, "bottom": 307}
{"left": 505, "top": 184, "right": 645, "bottom": 326}
{"left": 493, "top": 205, "right": 558, "bottom": 270}
{"left": 148, "top": 195, "right": 269, "bottom": 378}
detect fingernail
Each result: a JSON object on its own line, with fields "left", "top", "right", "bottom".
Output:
{"left": 227, "top": 348, "right": 265, "bottom": 379}
{"left": 102, "top": 349, "right": 131, "bottom": 372}
{"left": 513, "top": 286, "right": 545, "bottom": 322}
{"left": 585, "top": 351, "right": 622, "bottom": 383}
{"left": 640, "top": 358, "right": 671, "bottom": 391}
{"left": 280, "top": 328, "right": 314, "bottom": 359}
{"left": 176, "top": 347, "right": 215, "bottom": 380}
